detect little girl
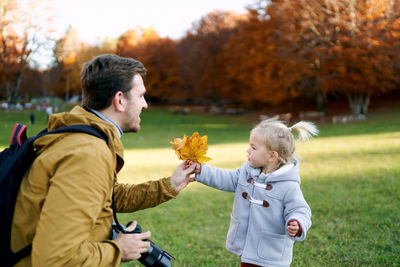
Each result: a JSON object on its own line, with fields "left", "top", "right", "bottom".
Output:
{"left": 193, "top": 118, "right": 317, "bottom": 267}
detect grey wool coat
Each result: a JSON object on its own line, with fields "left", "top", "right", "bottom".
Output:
{"left": 195, "top": 159, "right": 311, "bottom": 267}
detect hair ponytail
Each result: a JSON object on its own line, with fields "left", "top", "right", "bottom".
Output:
{"left": 290, "top": 121, "right": 319, "bottom": 143}
{"left": 252, "top": 118, "right": 318, "bottom": 166}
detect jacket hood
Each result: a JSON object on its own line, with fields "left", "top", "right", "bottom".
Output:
{"left": 246, "top": 159, "right": 301, "bottom": 184}
{"left": 34, "top": 106, "right": 125, "bottom": 171}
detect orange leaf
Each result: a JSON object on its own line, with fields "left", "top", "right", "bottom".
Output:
{"left": 169, "top": 132, "right": 211, "bottom": 164}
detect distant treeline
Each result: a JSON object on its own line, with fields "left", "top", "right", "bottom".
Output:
{"left": 2, "top": 0, "right": 400, "bottom": 115}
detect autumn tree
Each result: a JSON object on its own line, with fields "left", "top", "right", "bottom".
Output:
{"left": 117, "top": 27, "right": 181, "bottom": 102}
{"left": 252, "top": 0, "right": 400, "bottom": 115}
{"left": 318, "top": 0, "right": 400, "bottom": 115}
{"left": 19, "top": 68, "right": 45, "bottom": 98}
{"left": 221, "top": 8, "right": 303, "bottom": 108}
{"left": 0, "top": 0, "right": 53, "bottom": 103}
{"left": 178, "top": 10, "right": 245, "bottom": 105}
{"left": 53, "top": 26, "right": 81, "bottom": 99}
{"left": 53, "top": 27, "right": 117, "bottom": 99}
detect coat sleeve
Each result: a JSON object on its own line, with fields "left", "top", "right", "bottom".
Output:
{"left": 32, "top": 141, "right": 121, "bottom": 267}
{"left": 283, "top": 182, "right": 312, "bottom": 242}
{"left": 113, "top": 178, "right": 178, "bottom": 213}
{"left": 195, "top": 164, "right": 240, "bottom": 192}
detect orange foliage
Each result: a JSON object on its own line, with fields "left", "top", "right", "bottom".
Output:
{"left": 35, "top": 0, "right": 399, "bottom": 115}
{"left": 53, "top": 27, "right": 116, "bottom": 99}
{"left": 220, "top": 7, "right": 306, "bottom": 107}
{"left": 117, "top": 28, "right": 182, "bottom": 102}
{"left": 169, "top": 132, "right": 211, "bottom": 164}
{"left": 245, "top": 0, "right": 400, "bottom": 112}
{"left": 184, "top": 11, "right": 246, "bottom": 103}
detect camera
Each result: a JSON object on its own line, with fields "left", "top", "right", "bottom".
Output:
{"left": 112, "top": 222, "right": 175, "bottom": 267}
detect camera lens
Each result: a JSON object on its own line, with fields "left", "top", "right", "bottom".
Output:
{"left": 139, "top": 241, "right": 174, "bottom": 267}
{"left": 117, "top": 222, "right": 175, "bottom": 267}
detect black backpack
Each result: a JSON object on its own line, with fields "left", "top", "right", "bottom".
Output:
{"left": 0, "top": 123, "right": 108, "bottom": 266}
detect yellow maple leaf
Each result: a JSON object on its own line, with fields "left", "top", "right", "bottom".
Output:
{"left": 169, "top": 132, "right": 211, "bottom": 164}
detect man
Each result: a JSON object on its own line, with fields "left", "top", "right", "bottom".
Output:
{"left": 11, "top": 54, "right": 195, "bottom": 266}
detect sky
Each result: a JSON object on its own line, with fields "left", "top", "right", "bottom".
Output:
{"left": 49, "top": 0, "right": 253, "bottom": 44}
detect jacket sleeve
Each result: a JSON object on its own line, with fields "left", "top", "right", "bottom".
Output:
{"left": 195, "top": 164, "right": 240, "bottom": 192}
{"left": 32, "top": 141, "right": 120, "bottom": 267}
{"left": 114, "top": 177, "right": 178, "bottom": 213}
{"left": 283, "top": 182, "right": 312, "bottom": 242}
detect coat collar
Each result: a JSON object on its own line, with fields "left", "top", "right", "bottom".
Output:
{"left": 245, "top": 159, "right": 300, "bottom": 184}
{"left": 41, "top": 105, "right": 125, "bottom": 172}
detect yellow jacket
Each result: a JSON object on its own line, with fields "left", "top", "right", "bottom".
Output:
{"left": 11, "top": 106, "right": 178, "bottom": 266}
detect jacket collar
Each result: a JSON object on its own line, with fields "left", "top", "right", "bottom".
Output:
{"left": 83, "top": 106, "right": 123, "bottom": 138}
{"left": 44, "top": 105, "right": 125, "bottom": 172}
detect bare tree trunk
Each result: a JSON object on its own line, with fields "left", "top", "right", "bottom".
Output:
{"left": 5, "top": 82, "right": 11, "bottom": 102}
{"left": 315, "top": 90, "right": 326, "bottom": 112}
{"left": 10, "top": 71, "right": 22, "bottom": 104}
{"left": 347, "top": 92, "right": 370, "bottom": 116}
{"left": 360, "top": 93, "right": 370, "bottom": 115}
{"left": 65, "top": 75, "right": 70, "bottom": 101}
{"left": 348, "top": 93, "right": 359, "bottom": 115}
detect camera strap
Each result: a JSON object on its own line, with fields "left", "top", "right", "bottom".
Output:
{"left": 111, "top": 188, "right": 127, "bottom": 234}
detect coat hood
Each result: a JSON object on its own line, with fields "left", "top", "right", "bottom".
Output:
{"left": 246, "top": 159, "right": 301, "bottom": 184}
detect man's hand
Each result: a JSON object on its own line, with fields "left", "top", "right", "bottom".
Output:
{"left": 170, "top": 161, "right": 196, "bottom": 192}
{"left": 114, "top": 221, "right": 151, "bottom": 262}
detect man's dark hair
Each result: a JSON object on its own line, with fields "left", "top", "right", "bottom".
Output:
{"left": 81, "top": 54, "right": 146, "bottom": 110}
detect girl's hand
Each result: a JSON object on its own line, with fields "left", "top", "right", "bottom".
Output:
{"left": 287, "top": 220, "right": 300, "bottom": 237}
{"left": 194, "top": 162, "right": 201, "bottom": 174}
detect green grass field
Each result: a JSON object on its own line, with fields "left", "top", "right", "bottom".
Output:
{"left": 1, "top": 106, "right": 399, "bottom": 266}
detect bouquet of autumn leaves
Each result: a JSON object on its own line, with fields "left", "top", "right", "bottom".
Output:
{"left": 169, "top": 132, "right": 211, "bottom": 164}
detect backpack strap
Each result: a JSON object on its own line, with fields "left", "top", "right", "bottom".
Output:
{"left": 3, "top": 244, "right": 32, "bottom": 266}
{"left": 37, "top": 125, "right": 109, "bottom": 146}
{"left": 10, "top": 124, "right": 27, "bottom": 146}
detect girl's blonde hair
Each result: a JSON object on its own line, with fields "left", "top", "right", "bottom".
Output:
{"left": 251, "top": 118, "right": 319, "bottom": 166}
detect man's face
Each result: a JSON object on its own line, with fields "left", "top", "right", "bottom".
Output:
{"left": 121, "top": 74, "right": 148, "bottom": 132}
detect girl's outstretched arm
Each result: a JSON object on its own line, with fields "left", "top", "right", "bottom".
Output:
{"left": 195, "top": 163, "right": 243, "bottom": 192}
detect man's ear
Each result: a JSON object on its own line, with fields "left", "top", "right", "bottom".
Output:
{"left": 112, "top": 91, "right": 126, "bottom": 112}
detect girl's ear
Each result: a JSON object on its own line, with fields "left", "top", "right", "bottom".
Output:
{"left": 269, "top": 151, "right": 279, "bottom": 162}
{"left": 112, "top": 91, "right": 126, "bottom": 112}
